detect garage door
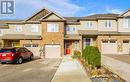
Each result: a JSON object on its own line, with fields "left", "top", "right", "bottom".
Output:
{"left": 101, "top": 40, "right": 117, "bottom": 54}
{"left": 122, "top": 40, "right": 130, "bottom": 54}
{"left": 24, "top": 44, "right": 41, "bottom": 58}
{"left": 45, "top": 45, "right": 61, "bottom": 58}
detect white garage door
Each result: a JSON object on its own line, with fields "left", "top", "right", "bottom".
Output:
{"left": 122, "top": 40, "right": 130, "bottom": 54}
{"left": 24, "top": 44, "right": 41, "bottom": 58}
{"left": 101, "top": 40, "right": 117, "bottom": 54}
{"left": 45, "top": 45, "right": 61, "bottom": 58}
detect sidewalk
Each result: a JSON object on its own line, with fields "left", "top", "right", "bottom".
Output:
{"left": 51, "top": 57, "right": 92, "bottom": 82}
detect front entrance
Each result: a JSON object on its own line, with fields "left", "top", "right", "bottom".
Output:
{"left": 65, "top": 42, "right": 71, "bottom": 55}
{"left": 65, "top": 40, "right": 79, "bottom": 55}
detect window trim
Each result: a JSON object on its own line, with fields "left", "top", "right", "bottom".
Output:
{"left": 85, "top": 21, "right": 93, "bottom": 28}
{"left": 123, "top": 18, "right": 130, "bottom": 28}
{"left": 123, "top": 40, "right": 129, "bottom": 43}
{"left": 15, "top": 25, "right": 23, "bottom": 32}
{"left": 30, "top": 24, "right": 39, "bottom": 33}
{"left": 105, "top": 20, "right": 112, "bottom": 28}
{"left": 47, "top": 23, "right": 59, "bottom": 32}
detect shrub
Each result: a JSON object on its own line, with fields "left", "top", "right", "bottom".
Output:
{"left": 72, "top": 50, "right": 81, "bottom": 59}
{"left": 82, "top": 46, "right": 101, "bottom": 68}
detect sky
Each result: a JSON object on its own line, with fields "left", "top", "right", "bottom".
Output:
{"left": 0, "top": 0, "right": 130, "bottom": 20}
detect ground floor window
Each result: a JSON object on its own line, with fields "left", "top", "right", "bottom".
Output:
{"left": 123, "top": 40, "right": 129, "bottom": 43}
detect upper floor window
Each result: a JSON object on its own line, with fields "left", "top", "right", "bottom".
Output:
{"left": 105, "top": 21, "right": 112, "bottom": 28}
{"left": 123, "top": 18, "right": 130, "bottom": 28}
{"left": 31, "top": 24, "right": 39, "bottom": 32}
{"left": 47, "top": 23, "right": 59, "bottom": 32}
{"left": 85, "top": 21, "right": 92, "bottom": 28}
{"left": 66, "top": 26, "right": 76, "bottom": 33}
{"left": 15, "top": 25, "right": 23, "bottom": 32}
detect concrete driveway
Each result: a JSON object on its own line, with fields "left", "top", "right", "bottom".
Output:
{"left": 102, "top": 55, "right": 130, "bottom": 82}
{"left": 104, "top": 55, "right": 130, "bottom": 64}
{"left": 0, "top": 58, "right": 61, "bottom": 82}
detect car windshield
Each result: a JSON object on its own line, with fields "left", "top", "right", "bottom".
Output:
{"left": 0, "top": 49, "right": 16, "bottom": 53}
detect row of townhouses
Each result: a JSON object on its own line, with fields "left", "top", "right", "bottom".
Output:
{"left": 0, "top": 8, "right": 130, "bottom": 58}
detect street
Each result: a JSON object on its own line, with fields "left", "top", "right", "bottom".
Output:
{"left": 0, "top": 58, "right": 61, "bottom": 82}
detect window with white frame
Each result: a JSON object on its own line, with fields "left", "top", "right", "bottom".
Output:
{"left": 105, "top": 20, "right": 112, "bottom": 28}
{"left": 85, "top": 21, "right": 92, "bottom": 28}
{"left": 31, "top": 24, "right": 39, "bottom": 32}
{"left": 66, "top": 26, "right": 76, "bottom": 33}
{"left": 123, "top": 18, "right": 130, "bottom": 28}
{"left": 15, "top": 25, "right": 23, "bottom": 32}
{"left": 47, "top": 23, "right": 59, "bottom": 32}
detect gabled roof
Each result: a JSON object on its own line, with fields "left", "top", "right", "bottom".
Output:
{"left": 40, "top": 12, "right": 65, "bottom": 21}
{"left": 25, "top": 8, "right": 50, "bottom": 21}
{"left": 119, "top": 8, "right": 130, "bottom": 17}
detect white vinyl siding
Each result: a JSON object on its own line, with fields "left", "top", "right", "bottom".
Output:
{"left": 85, "top": 21, "right": 92, "bottom": 28}
{"left": 123, "top": 19, "right": 130, "bottom": 28}
{"left": 105, "top": 20, "right": 112, "bottom": 28}
{"left": 31, "top": 24, "right": 39, "bottom": 32}
{"left": 47, "top": 23, "right": 59, "bottom": 32}
{"left": 15, "top": 25, "right": 23, "bottom": 32}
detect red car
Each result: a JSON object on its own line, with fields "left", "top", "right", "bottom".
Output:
{"left": 0, "top": 47, "right": 33, "bottom": 64}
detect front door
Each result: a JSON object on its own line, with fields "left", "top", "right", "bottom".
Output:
{"left": 65, "top": 42, "right": 72, "bottom": 55}
{"left": 86, "top": 39, "right": 91, "bottom": 46}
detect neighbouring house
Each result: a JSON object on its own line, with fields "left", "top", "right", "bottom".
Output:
{"left": 0, "top": 8, "right": 130, "bottom": 58}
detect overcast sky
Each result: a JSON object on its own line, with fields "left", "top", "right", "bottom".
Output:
{"left": 0, "top": 0, "right": 130, "bottom": 20}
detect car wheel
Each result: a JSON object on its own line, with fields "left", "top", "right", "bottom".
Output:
{"left": 18, "top": 57, "right": 23, "bottom": 64}
{"left": 30, "top": 54, "right": 34, "bottom": 60}
{"left": 1, "top": 62, "right": 6, "bottom": 64}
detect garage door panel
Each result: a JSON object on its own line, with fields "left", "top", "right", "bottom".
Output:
{"left": 122, "top": 43, "right": 130, "bottom": 54}
{"left": 45, "top": 45, "right": 61, "bottom": 58}
{"left": 101, "top": 41, "right": 117, "bottom": 54}
{"left": 24, "top": 44, "right": 41, "bottom": 58}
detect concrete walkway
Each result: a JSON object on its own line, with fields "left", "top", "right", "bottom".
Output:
{"left": 51, "top": 57, "right": 92, "bottom": 82}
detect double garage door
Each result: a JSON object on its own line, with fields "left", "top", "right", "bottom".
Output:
{"left": 101, "top": 40, "right": 130, "bottom": 54}
{"left": 45, "top": 45, "right": 61, "bottom": 58}
{"left": 101, "top": 40, "right": 117, "bottom": 54}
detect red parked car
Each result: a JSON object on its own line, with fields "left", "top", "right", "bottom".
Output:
{"left": 0, "top": 47, "right": 33, "bottom": 64}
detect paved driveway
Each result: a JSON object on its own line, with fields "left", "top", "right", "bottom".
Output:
{"left": 102, "top": 55, "right": 130, "bottom": 82}
{"left": 104, "top": 54, "right": 130, "bottom": 64}
{"left": 0, "top": 58, "right": 61, "bottom": 82}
